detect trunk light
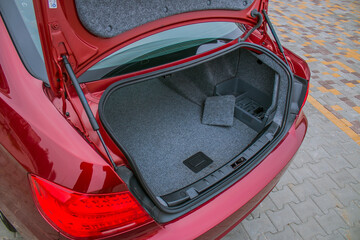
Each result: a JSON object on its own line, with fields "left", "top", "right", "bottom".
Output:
{"left": 29, "top": 174, "right": 152, "bottom": 239}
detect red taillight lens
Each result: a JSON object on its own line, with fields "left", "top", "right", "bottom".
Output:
{"left": 29, "top": 174, "right": 152, "bottom": 239}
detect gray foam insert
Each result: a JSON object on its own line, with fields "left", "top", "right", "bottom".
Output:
{"left": 202, "top": 95, "right": 235, "bottom": 127}
{"left": 75, "top": 0, "right": 254, "bottom": 38}
{"left": 102, "top": 79, "right": 257, "bottom": 196}
{"left": 160, "top": 48, "right": 289, "bottom": 128}
{"left": 160, "top": 49, "right": 239, "bottom": 105}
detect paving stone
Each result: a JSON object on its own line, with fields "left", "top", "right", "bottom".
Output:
{"left": 312, "top": 192, "right": 344, "bottom": 214}
{"left": 288, "top": 164, "right": 317, "bottom": 183}
{"left": 299, "top": 135, "right": 325, "bottom": 151}
{"left": 322, "top": 143, "right": 348, "bottom": 157}
{"left": 310, "top": 114, "right": 328, "bottom": 126}
{"left": 306, "top": 147, "right": 331, "bottom": 161}
{"left": 13, "top": 233, "right": 22, "bottom": 240}
{"left": 271, "top": 186, "right": 279, "bottom": 192}
{"left": 256, "top": 234, "right": 267, "bottom": 240}
{"left": 342, "top": 152, "right": 360, "bottom": 167}
{"left": 291, "top": 217, "right": 326, "bottom": 240}
{"left": 293, "top": 149, "right": 317, "bottom": 168}
{"left": 269, "top": 186, "right": 300, "bottom": 209}
{"left": 325, "top": 155, "right": 354, "bottom": 171}
{"left": 315, "top": 209, "right": 348, "bottom": 234}
{"left": 290, "top": 197, "right": 323, "bottom": 222}
{"left": 315, "top": 231, "right": 347, "bottom": 240}
{"left": 347, "top": 167, "right": 360, "bottom": 182}
{"left": 250, "top": 196, "right": 277, "bottom": 219}
{"left": 275, "top": 170, "right": 298, "bottom": 190}
{"left": 307, "top": 159, "right": 335, "bottom": 177}
{"left": 266, "top": 204, "right": 301, "bottom": 231}
{"left": 328, "top": 169, "right": 358, "bottom": 188}
{"left": 332, "top": 185, "right": 360, "bottom": 207}
{"left": 289, "top": 179, "right": 320, "bottom": 201}
{"left": 338, "top": 225, "right": 360, "bottom": 240}
{"left": 300, "top": 139, "right": 317, "bottom": 151}
{"left": 221, "top": 223, "right": 251, "bottom": 240}
{"left": 0, "top": 222, "right": 16, "bottom": 240}
{"left": 310, "top": 174, "right": 340, "bottom": 194}
{"left": 242, "top": 213, "right": 277, "bottom": 240}
{"left": 351, "top": 182, "right": 360, "bottom": 195}
{"left": 335, "top": 202, "right": 360, "bottom": 227}
{"left": 340, "top": 142, "right": 360, "bottom": 154}
{"left": 263, "top": 225, "right": 302, "bottom": 240}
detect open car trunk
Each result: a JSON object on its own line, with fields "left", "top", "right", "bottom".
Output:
{"left": 99, "top": 46, "right": 298, "bottom": 208}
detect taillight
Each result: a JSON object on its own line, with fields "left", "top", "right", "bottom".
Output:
{"left": 29, "top": 174, "right": 152, "bottom": 239}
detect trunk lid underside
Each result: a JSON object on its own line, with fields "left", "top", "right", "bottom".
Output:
{"left": 33, "top": 0, "right": 265, "bottom": 94}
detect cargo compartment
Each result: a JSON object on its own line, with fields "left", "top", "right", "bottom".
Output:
{"left": 99, "top": 47, "right": 291, "bottom": 206}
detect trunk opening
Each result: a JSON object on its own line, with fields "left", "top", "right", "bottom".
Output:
{"left": 99, "top": 45, "right": 296, "bottom": 209}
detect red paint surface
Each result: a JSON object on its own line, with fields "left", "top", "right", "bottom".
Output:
{"left": 0, "top": 18, "right": 147, "bottom": 239}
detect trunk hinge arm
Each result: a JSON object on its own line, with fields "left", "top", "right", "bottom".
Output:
{"left": 262, "top": 10, "right": 290, "bottom": 66}
{"left": 239, "top": 10, "right": 263, "bottom": 42}
{"left": 62, "top": 78, "right": 90, "bottom": 137}
{"left": 49, "top": 26, "right": 75, "bottom": 114}
{"left": 62, "top": 55, "right": 118, "bottom": 170}
{"left": 50, "top": 28, "right": 89, "bottom": 134}
{"left": 53, "top": 48, "right": 89, "bottom": 135}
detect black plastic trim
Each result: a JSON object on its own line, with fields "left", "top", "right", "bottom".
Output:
{"left": 160, "top": 122, "right": 280, "bottom": 207}
{"left": 291, "top": 75, "right": 308, "bottom": 114}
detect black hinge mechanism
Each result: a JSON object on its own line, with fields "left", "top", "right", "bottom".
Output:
{"left": 62, "top": 55, "right": 118, "bottom": 170}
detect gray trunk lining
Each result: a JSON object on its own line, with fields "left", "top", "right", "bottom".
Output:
{"left": 100, "top": 48, "right": 289, "bottom": 197}
{"left": 102, "top": 79, "right": 257, "bottom": 196}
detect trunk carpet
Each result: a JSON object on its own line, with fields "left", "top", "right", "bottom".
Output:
{"left": 102, "top": 79, "right": 258, "bottom": 196}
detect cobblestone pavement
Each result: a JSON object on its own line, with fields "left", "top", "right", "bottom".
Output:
{"left": 1, "top": 0, "right": 360, "bottom": 239}
{"left": 271, "top": 0, "right": 360, "bottom": 144}
{"left": 0, "top": 227, "right": 21, "bottom": 240}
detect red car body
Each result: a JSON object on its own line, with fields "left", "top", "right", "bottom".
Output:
{"left": 0, "top": 0, "right": 309, "bottom": 239}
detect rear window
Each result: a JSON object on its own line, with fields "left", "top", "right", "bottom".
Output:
{"left": 0, "top": 0, "right": 48, "bottom": 82}
{"left": 79, "top": 22, "right": 245, "bottom": 82}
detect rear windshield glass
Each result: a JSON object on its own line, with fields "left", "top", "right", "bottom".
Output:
{"left": 0, "top": 0, "right": 48, "bottom": 82}
{"left": 79, "top": 22, "right": 245, "bottom": 82}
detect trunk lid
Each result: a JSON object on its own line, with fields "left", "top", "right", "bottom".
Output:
{"left": 32, "top": 0, "right": 268, "bottom": 95}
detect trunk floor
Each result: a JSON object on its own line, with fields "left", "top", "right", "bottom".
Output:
{"left": 102, "top": 79, "right": 258, "bottom": 196}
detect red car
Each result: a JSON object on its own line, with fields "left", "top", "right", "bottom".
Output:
{"left": 0, "top": 0, "right": 309, "bottom": 239}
